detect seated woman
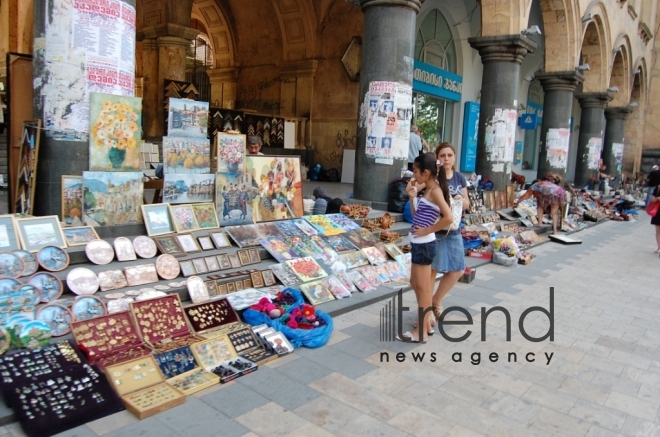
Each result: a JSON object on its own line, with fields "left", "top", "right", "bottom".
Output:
{"left": 513, "top": 174, "right": 566, "bottom": 234}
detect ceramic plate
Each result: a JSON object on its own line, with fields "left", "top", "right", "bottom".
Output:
{"left": 104, "top": 292, "right": 126, "bottom": 299}
{"left": 19, "top": 321, "right": 52, "bottom": 349}
{"left": 107, "top": 297, "right": 134, "bottom": 314}
{"left": 12, "top": 250, "right": 38, "bottom": 277}
{"left": 0, "top": 252, "right": 25, "bottom": 279}
{"left": 133, "top": 236, "right": 158, "bottom": 259}
{"left": 0, "top": 278, "right": 21, "bottom": 295}
{"left": 154, "top": 285, "right": 171, "bottom": 291}
{"left": 135, "top": 290, "right": 167, "bottom": 301}
{"left": 156, "top": 254, "right": 181, "bottom": 280}
{"left": 66, "top": 268, "right": 100, "bottom": 295}
{"left": 0, "top": 327, "right": 9, "bottom": 354}
{"left": 85, "top": 240, "right": 115, "bottom": 265}
{"left": 72, "top": 296, "right": 107, "bottom": 321}
{"left": 29, "top": 272, "right": 64, "bottom": 303}
{"left": 36, "top": 304, "right": 73, "bottom": 336}
{"left": 15, "top": 284, "right": 41, "bottom": 307}
{"left": 125, "top": 290, "right": 141, "bottom": 296}
{"left": 37, "top": 246, "right": 70, "bottom": 272}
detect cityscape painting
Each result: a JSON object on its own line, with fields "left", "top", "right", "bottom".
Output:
{"left": 82, "top": 172, "right": 143, "bottom": 226}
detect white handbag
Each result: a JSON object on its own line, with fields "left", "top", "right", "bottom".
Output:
{"left": 442, "top": 197, "right": 462, "bottom": 231}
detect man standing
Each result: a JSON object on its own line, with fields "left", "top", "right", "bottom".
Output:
{"left": 646, "top": 165, "right": 660, "bottom": 206}
{"left": 247, "top": 136, "right": 265, "bottom": 155}
{"left": 408, "top": 125, "right": 423, "bottom": 171}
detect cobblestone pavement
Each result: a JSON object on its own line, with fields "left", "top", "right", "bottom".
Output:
{"left": 2, "top": 218, "right": 660, "bottom": 437}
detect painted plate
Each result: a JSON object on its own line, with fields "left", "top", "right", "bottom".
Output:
{"left": 14, "top": 284, "right": 41, "bottom": 308}
{"left": 85, "top": 240, "right": 115, "bottom": 265}
{"left": 0, "top": 278, "right": 21, "bottom": 296}
{"left": 36, "top": 304, "right": 73, "bottom": 337}
{"left": 13, "top": 250, "right": 38, "bottom": 277}
{"left": 37, "top": 246, "right": 70, "bottom": 272}
{"left": 156, "top": 254, "right": 181, "bottom": 280}
{"left": 0, "top": 327, "right": 9, "bottom": 355}
{"left": 66, "top": 268, "right": 100, "bottom": 295}
{"left": 28, "top": 272, "right": 64, "bottom": 303}
{"left": 72, "top": 296, "right": 107, "bottom": 321}
{"left": 0, "top": 252, "right": 25, "bottom": 279}
{"left": 104, "top": 292, "right": 126, "bottom": 299}
{"left": 133, "top": 236, "right": 158, "bottom": 259}
{"left": 19, "top": 321, "right": 52, "bottom": 349}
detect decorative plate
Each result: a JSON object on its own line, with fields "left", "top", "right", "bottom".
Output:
{"left": 135, "top": 290, "right": 167, "bottom": 301}
{"left": 133, "top": 236, "right": 158, "bottom": 259}
{"left": 124, "top": 290, "right": 141, "bottom": 296}
{"left": 107, "top": 297, "right": 134, "bottom": 314}
{"left": 15, "top": 284, "right": 41, "bottom": 307}
{"left": 66, "top": 268, "right": 100, "bottom": 295}
{"left": 28, "top": 272, "right": 64, "bottom": 303}
{"left": 156, "top": 254, "right": 181, "bottom": 280}
{"left": 0, "top": 252, "right": 25, "bottom": 279}
{"left": 36, "top": 246, "right": 70, "bottom": 272}
{"left": 0, "top": 327, "right": 9, "bottom": 355}
{"left": 72, "top": 296, "right": 107, "bottom": 321}
{"left": 19, "top": 321, "right": 52, "bottom": 349}
{"left": 104, "top": 292, "right": 126, "bottom": 299}
{"left": 12, "top": 250, "right": 38, "bottom": 277}
{"left": 36, "top": 304, "right": 73, "bottom": 337}
{"left": 0, "top": 278, "right": 21, "bottom": 296}
{"left": 85, "top": 240, "right": 115, "bottom": 265}
{"left": 154, "top": 285, "right": 171, "bottom": 291}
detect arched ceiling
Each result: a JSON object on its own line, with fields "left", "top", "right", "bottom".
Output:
{"left": 192, "top": 0, "right": 236, "bottom": 68}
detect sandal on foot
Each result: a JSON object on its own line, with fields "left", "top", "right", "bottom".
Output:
{"left": 433, "top": 305, "right": 444, "bottom": 320}
{"left": 396, "top": 331, "right": 423, "bottom": 343}
{"left": 411, "top": 321, "right": 435, "bottom": 335}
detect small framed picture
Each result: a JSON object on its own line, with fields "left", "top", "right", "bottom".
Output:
{"left": 261, "top": 270, "right": 276, "bottom": 287}
{"left": 62, "top": 226, "right": 99, "bottom": 247}
{"left": 243, "top": 278, "right": 253, "bottom": 289}
{"left": 217, "top": 254, "right": 231, "bottom": 270}
{"left": 226, "top": 282, "right": 236, "bottom": 293}
{"left": 0, "top": 215, "right": 21, "bottom": 251}
{"left": 264, "top": 331, "right": 294, "bottom": 355}
{"left": 141, "top": 204, "right": 175, "bottom": 236}
{"left": 217, "top": 282, "right": 228, "bottom": 295}
{"left": 15, "top": 216, "right": 67, "bottom": 252}
{"left": 210, "top": 231, "right": 232, "bottom": 249}
{"left": 250, "top": 272, "right": 265, "bottom": 288}
{"left": 114, "top": 237, "right": 137, "bottom": 262}
{"left": 192, "top": 258, "right": 209, "bottom": 274}
{"left": 204, "top": 256, "right": 220, "bottom": 272}
{"left": 197, "top": 236, "right": 214, "bottom": 251}
{"left": 237, "top": 250, "right": 251, "bottom": 266}
{"left": 228, "top": 253, "right": 242, "bottom": 269}
{"left": 177, "top": 234, "right": 201, "bottom": 253}
{"left": 179, "top": 260, "right": 196, "bottom": 277}
{"left": 205, "top": 280, "right": 219, "bottom": 296}
{"left": 169, "top": 204, "right": 200, "bottom": 233}
{"left": 235, "top": 280, "right": 245, "bottom": 291}
{"left": 191, "top": 203, "right": 219, "bottom": 230}
{"left": 154, "top": 235, "right": 186, "bottom": 257}
{"left": 248, "top": 248, "right": 261, "bottom": 264}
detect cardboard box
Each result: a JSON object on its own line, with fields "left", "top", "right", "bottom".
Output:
{"left": 467, "top": 251, "right": 493, "bottom": 260}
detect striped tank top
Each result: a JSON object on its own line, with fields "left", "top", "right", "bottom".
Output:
{"left": 409, "top": 197, "right": 439, "bottom": 244}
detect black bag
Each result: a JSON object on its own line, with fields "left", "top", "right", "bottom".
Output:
{"left": 388, "top": 177, "right": 410, "bottom": 213}
{"left": 320, "top": 168, "right": 340, "bottom": 182}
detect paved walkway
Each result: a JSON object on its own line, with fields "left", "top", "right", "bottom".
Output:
{"left": 3, "top": 217, "right": 660, "bottom": 437}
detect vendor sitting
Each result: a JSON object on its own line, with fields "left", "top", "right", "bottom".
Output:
{"left": 312, "top": 187, "right": 345, "bottom": 215}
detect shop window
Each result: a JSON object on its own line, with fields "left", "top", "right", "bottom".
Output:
{"left": 415, "top": 10, "right": 457, "bottom": 73}
{"left": 522, "top": 80, "right": 544, "bottom": 170}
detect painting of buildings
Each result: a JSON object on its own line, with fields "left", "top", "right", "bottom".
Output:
{"left": 167, "top": 98, "right": 209, "bottom": 138}
{"left": 164, "top": 173, "right": 216, "bottom": 204}
{"left": 163, "top": 136, "right": 211, "bottom": 174}
{"left": 61, "top": 175, "right": 83, "bottom": 225}
{"left": 82, "top": 172, "right": 143, "bottom": 226}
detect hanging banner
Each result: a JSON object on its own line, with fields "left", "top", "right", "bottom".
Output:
{"left": 587, "top": 137, "right": 603, "bottom": 170}
{"left": 364, "top": 81, "right": 412, "bottom": 160}
{"left": 484, "top": 108, "right": 517, "bottom": 162}
{"left": 546, "top": 128, "right": 570, "bottom": 169}
{"left": 460, "top": 102, "right": 479, "bottom": 172}
{"left": 612, "top": 142, "right": 624, "bottom": 165}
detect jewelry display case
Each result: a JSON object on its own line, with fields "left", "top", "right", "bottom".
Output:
{"left": 189, "top": 335, "right": 256, "bottom": 383}
{"left": 183, "top": 298, "right": 239, "bottom": 335}
{"left": 166, "top": 368, "right": 219, "bottom": 395}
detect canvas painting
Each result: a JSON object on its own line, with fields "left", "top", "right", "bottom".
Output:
{"left": 61, "top": 175, "right": 83, "bottom": 225}
{"left": 260, "top": 237, "right": 300, "bottom": 263}
{"left": 340, "top": 251, "right": 370, "bottom": 269}
{"left": 82, "top": 172, "right": 143, "bottom": 226}
{"left": 216, "top": 172, "right": 255, "bottom": 226}
{"left": 163, "top": 137, "right": 211, "bottom": 174}
{"left": 345, "top": 231, "right": 373, "bottom": 250}
{"left": 168, "top": 98, "right": 209, "bottom": 138}
{"left": 269, "top": 263, "right": 302, "bottom": 287}
{"left": 15, "top": 120, "right": 41, "bottom": 215}
{"left": 292, "top": 219, "right": 318, "bottom": 236}
{"left": 245, "top": 155, "right": 304, "bottom": 222}
{"left": 326, "top": 214, "right": 361, "bottom": 231}
{"left": 164, "top": 173, "right": 215, "bottom": 204}
{"left": 286, "top": 257, "right": 328, "bottom": 283}
{"left": 217, "top": 133, "right": 246, "bottom": 173}
{"left": 224, "top": 225, "right": 261, "bottom": 248}
{"left": 89, "top": 93, "right": 142, "bottom": 171}
{"left": 304, "top": 216, "right": 345, "bottom": 236}
{"left": 274, "top": 220, "right": 306, "bottom": 238}
{"left": 281, "top": 235, "right": 326, "bottom": 258}
{"left": 322, "top": 235, "right": 357, "bottom": 253}
{"left": 299, "top": 280, "right": 336, "bottom": 305}
{"left": 191, "top": 203, "right": 219, "bottom": 229}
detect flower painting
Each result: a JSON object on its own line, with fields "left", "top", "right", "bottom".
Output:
{"left": 286, "top": 257, "right": 328, "bottom": 283}
{"left": 217, "top": 133, "right": 246, "bottom": 173}
{"left": 163, "top": 137, "right": 211, "bottom": 174}
{"left": 191, "top": 203, "right": 219, "bottom": 229}
{"left": 82, "top": 172, "right": 143, "bottom": 226}
{"left": 170, "top": 205, "right": 199, "bottom": 232}
{"left": 89, "top": 93, "right": 142, "bottom": 171}
{"left": 245, "top": 155, "right": 303, "bottom": 222}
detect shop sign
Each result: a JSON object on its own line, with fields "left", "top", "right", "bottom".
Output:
{"left": 460, "top": 102, "right": 479, "bottom": 172}
{"left": 519, "top": 113, "right": 537, "bottom": 130}
{"left": 413, "top": 61, "right": 462, "bottom": 102}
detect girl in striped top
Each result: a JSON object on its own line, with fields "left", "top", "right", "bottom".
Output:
{"left": 398, "top": 153, "right": 453, "bottom": 342}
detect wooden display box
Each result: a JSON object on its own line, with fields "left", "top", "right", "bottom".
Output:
{"left": 104, "top": 355, "right": 186, "bottom": 419}
{"left": 184, "top": 298, "right": 240, "bottom": 335}
{"left": 228, "top": 326, "right": 278, "bottom": 366}
{"left": 198, "top": 322, "right": 251, "bottom": 339}
{"left": 189, "top": 335, "right": 257, "bottom": 383}
{"left": 167, "top": 368, "right": 219, "bottom": 395}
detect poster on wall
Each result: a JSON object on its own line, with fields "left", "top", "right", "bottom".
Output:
{"left": 546, "top": 128, "right": 570, "bottom": 170}
{"left": 364, "top": 81, "right": 411, "bottom": 160}
{"left": 460, "top": 102, "right": 479, "bottom": 172}
{"left": 612, "top": 143, "right": 624, "bottom": 166}
{"left": 515, "top": 141, "right": 523, "bottom": 165}
{"left": 587, "top": 138, "right": 603, "bottom": 170}
{"left": 484, "top": 109, "right": 517, "bottom": 162}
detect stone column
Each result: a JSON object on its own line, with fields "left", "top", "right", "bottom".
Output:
{"left": 573, "top": 93, "right": 612, "bottom": 187}
{"left": 353, "top": 0, "right": 422, "bottom": 204}
{"left": 140, "top": 38, "right": 160, "bottom": 140}
{"left": 208, "top": 68, "right": 239, "bottom": 109}
{"left": 603, "top": 106, "right": 632, "bottom": 179}
{"left": 535, "top": 71, "right": 583, "bottom": 180}
{"left": 468, "top": 35, "right": 537, "bottom": 190}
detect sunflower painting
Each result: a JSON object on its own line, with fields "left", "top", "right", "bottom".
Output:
{"left": 89, "top": 92, "right": 142, "bottom": 171}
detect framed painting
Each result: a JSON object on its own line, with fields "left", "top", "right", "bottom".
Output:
{"left": 169, "top": 204, "right": 200, "bottom": 233}
{"left": 217, "top": 133, "right": 246, "bottom": 173}
{"left": 191, "top": 203, "right": 219, "bottom": 229}
{"left": 0, "top": 215, "right": 21, "bottom": 251}
{"left": 61, "top": 175, "right": 83, "bottom": 225}
{"left": 164, "top": 173, "right": 215, "bottom": 204}
{"left": 506, "top": 184, "right": 516, "bottom": 208}
{"left": 216, "top": 172, "right": 254, "bottom": 226}
{"left": 167, "top": 98, "right": 209, "bottom": 138}
{"left": 498, "top": 191, "right": 507, "bottom": 211}
{"left": 141, "top": 204, "right": 175, "bottom": 236}
{"left": 15, "top": 216, "right": 67, "bottom": 252}
{"left": 14, "top": 120, "right": 41, "bottom": 215}
{"left": 225, "top": 225, "right": 261, "bottom": 248}
{"left": 197, "top": 236, "right": 214, "bottom": 251}
{"left": 163, "top": 136, "right": 211, "bottom": 174}
{"left": 299, "top": 280, "right": 336, "bottom": 305}
{"left": 62, "top": 226, "right": 99, "bottom": 247}
{"left": 82, "top": 171, "right": 143, "bottom": 226}
{"left": 493, "top": 191, "right": 502, "bottom": 211}
{"left": 210, "top": 232, "right": 232, "bottom": 249}
{"left": 176, "top": 234, "right": 202, "bottom": 253}
{"left": 245, "top": 155, "right": 303, "bottom": 221}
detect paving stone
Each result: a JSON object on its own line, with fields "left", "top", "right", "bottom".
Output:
{"left": 274, "top": 356, "right": 334, "bottom": 385}
{"left": 619, "top": 415, "right": 660, "bottom": 437}
{"left": 294, "top": 395, "right": 362, "bottom": 432}
{"left": 86, "top": 411, "right": 139, "bottom": 436}
{"left": 295, "top": 345, "right": 378, "bottom": 379}
{"left": 156, "top": 397, "right": 248, "bottom": 436}
{"left": 103, "top": 417, "right": 180, "bottom": 437}
{"left": 201, "top": 382, "right": 270, "bottom": 419}
{"left": 603, "top": 390, "right": 660, "bottom": 422}
{"left": 482, "top": 391, "right": 542, "bottom": 422}
{"left": 386, "top": 405, "right": 454, "bottom": 437}
{"left": 52, "top": 426, "right": 97, "bottom": 437}
{"left": 235, "top": 402, "right": 310, "bottom": 436}
{"left": 568, "top": 399, "right": 629, "bottom": 432}
{"left": 236, "top": 365, "right": 322, "bottom": 411}
{"left": 330, "top": 336, "right": 386, "bottom": 359}
{"left": 528, "top": 407, "right": 592, "bottom": 436}
{"left": 558, "top": 377, "right": 611, "bottom": 405}
{"left": 335, "top": 414, "right": 408, "bottom": 437}
{"left": 521, "top": 384, "right": 578, "bottom": 414}
{"left": 479, "top": 369, "right": 533, "bottom": 397}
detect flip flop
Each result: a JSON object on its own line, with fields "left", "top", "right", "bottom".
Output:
{"left": 395, "top": 331, "right": 422, "bottom": 343}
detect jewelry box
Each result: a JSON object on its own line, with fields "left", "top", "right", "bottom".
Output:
{"left": 154, "top": 345, "right": 198, "bottom": 379}
{"left": 166, "top": 368, "right": 219, "bottom": 395}
{"left": 104, "top": 355, "right": 186, "bottom": 419}
{"left": 227, "top": 327, "right": 278, "bottom": 366}
{"left": 189, "top": 335, "right": 257, "bottom": 383}
{"left": 71, "top": 311, "right": 150, "bottom": 368}
{"left": 196, "top": 321, "right": 251, "bottom": 340}
{"left": 183, "top": 298, "right": 239, "bottom": 335}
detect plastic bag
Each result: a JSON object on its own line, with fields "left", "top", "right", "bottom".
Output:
{"left": 388, "top": 178, "right": 410, "bottom": 213}
{"left": 492, "top": 237, "right": 520, "bottom": 256}
{"left": 403, "top": 200, "right": 413, "bottom": 223}
{"left": 242, "top": 288, "right": 305, "bottom": 327}
{"left": 271, "top": 306, "right": 334, "bottom": 348}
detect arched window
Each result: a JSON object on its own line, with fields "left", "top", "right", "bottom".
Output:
{"left": 187, "top": 19, "right": 214, "bottom": 71}
{"left": 414, "top": 10, "right": 457, "bottom": 72}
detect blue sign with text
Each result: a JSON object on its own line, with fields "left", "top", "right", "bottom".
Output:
{"left": 460, "top": 102, "right": 480, "bottom": 172}
{"left": 412, "top": 61, "right": 463, "bottom": 102}
{"left": 519, "top": 113, "right": 537, "bottom": 130}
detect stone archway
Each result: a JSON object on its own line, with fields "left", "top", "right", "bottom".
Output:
{"left": 270, "top": 0, "right": 317, "bottom": 61}
{"left": 609, "top": 36, "right": 631, "bottom": 106}
{"left": 192, "top": 0, "right": 236, "bottom": 69}
{"left": 480, "top": 0, "right": 527, "bottom": 36}
{"left": 537, "top": 0, "right": 580, "bottom": 71}
{"left": 625, "top": 57, "right": 647, "bottom": 174}
{"left": 579, "top": 17, "right": 609, "bottom": 92}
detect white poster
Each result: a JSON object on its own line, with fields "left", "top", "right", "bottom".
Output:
{"left": 612, "top": 142, "right": 624, "bottom": 165}
{"left": 485, "top": 109, "right": 517, "bottom": 162}
{"left": 364, "top": 81, "right": 412, "bottom": 160}
{"left": 546, "top": 128, "right": 570, "bottom": 169}
{"left": 587, "top": 137, "right": 603, "bottom": 170}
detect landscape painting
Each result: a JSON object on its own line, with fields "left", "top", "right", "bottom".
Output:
{"left": 163, "top": 173, "right": 215, "bottom": 204}
{"left": 89, "top": 93, "right": 142, "bottom": 171}
{"left": 215, "top": 172, "right": 255, "bottom": 226}
{"left": 82, "top": 172, "right": 143, "bottom": 226}
{"left": 167, "top": 98, "right": 209, "bottom": 138}
{"left": 61, "top": 175, "right": 83, "bottom": 225}
{"left": 163, "top": 136, "right": 211, "bottom": 174}
{"left": 245, "top": 155, "right": 303, "bottom": 222}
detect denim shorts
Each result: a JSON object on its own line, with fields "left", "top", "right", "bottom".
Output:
{"left": 411, "top": 241, "right": 436, "bottom": 266}
{"left": 432, "top": 230, "right": 465, "bottom": 272}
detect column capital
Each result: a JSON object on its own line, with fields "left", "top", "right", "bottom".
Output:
{"left": 141, "top": 39, "right": 158, "bottom": 51}
{"left": 207, "top": 68, "right": 239, "bottom": 84}
{"left": 280, "top": 60, "right": 318, "bottom": 79}
{"left": 536, "top": 71, "right": 584, "bottom": 93}
{"left": 575, "top": 92, "right": 613, "bottom": 108}
{"left": 605, "top": 106, "right": 633, "bottom": 120}
{"left": 357, "top": 0, "right": 424, "bottom": 13}
{"left": 137, "top": 24, "right": 199, "bottom": 42}
{"left": 468, "top": 35, "right": 537, "bottom": 65}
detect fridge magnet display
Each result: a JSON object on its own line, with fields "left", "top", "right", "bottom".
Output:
{"left": 197, "top": 236, "right": 214, "bottom": 251}
{"left": 176, "top": 234, "right": 202, "bottom": 253}
{"left": 0, "top": 252, "right": 25, "bottom": 278}
{"left": 187, "top": 276, "right": 210, "bottom": 304}
{"left": 261, "top": 270, "right": 276, "bottom": 287}
{"left": 36, "top": 304, "right": 73, "bottom": 336}
{"left": 269, "top": 263, "right": 301, "bottom": 287}
{"left": 228, "top": 254, "right": 242, "bottom": 269}
{"left": 167, "top": 369, "right": 219, "bottom": 395}
{"left": 153, "top": 235, "right": 185, "bottom": 257}
{"left": 191, "top": 203, "right": 219, "bottom": 229}
{"left": 66, "top": 268, "right": 100, "bottom": 295}
{"left": 248, "top": 248, "right": 261, "bottom": 264}
{"left": 237, "top": 249, "right": 251, "bottom": 266}
{"left": 72, "top": 295, "right": 107, "bottom": 321}
{"left": 299, "top": 280, "right": 336, "bottom": 305}
{"left": 164, "top": 173, "right": 215, "bottom": 204}
{"left": 204, "top": 256, "right": 220, "bottom": 272}
{"left": 170, "top": 204, "right": 199, "bottom": 232}
{"left": 89, "top": 93, "right": 142, "bottom": 171}
{"left": 163, "top": 136, "right": 211, "bottom": 174}
{"left": 304, "top": 215, "right": 345, "bottom": 236}
{"left": 167, "top": 98, "right": 209, "bottom": 138}
{"left": 216, "top": 172, "right": 254, "bottom": 227}
{"left": 264, "top": 332, "right": 294, "bottom": 355}
{"left": 82, "top": 171, "right": 144, "bottom": 226}
{"left": 61, "top": 175, "right": 84, "bottom": 226}
{"left": 245, "top": 155, "right": 304, "bottom": 221}
{"left": 217, "top": 254, "right": 231, "bottom": 270}
{"left": 85, "top": 239, "right": 115, "bottom": 265}
{"left": 113, "top": 237, "right": 137, "bottom": 262}
{"left": 155, "top": 345, "right": 197, "bottom": 379}
{"left": 210, "top": 232, "right": 232, "bottom": 249}
{"left": 13, "top": 250, "right": 38, "bottom": 276}
{"left": 156, "top": 254, "right": 181, "bottom": 280}
{"left": 286, "top": 257, "right": 328, "bottom": 282}
{"left": 62, "top": 226, "right": 99, "bottom": 247}
{"left": 192, "top": 258, "right": 209, "bottom": 274}
{"left": 260, "top": 237, "right": 300, "bottom": 262}
{"left": 141, "top": 204, "right": 175, "bottom": 236}
{"left": 124, "top": 264, "right": 159, "bottom": 287}
{"left": 15, "top": 216, "right": 67, "bottom": 252}
{"left": 29, "top": 272, "right": 63, "bottom": 302}
{"left": 322, "top": 235, "right": 357, "bottom": 253}
{"left": 326, "top": 213, "right": 361, "bottom": 231}
{"left": 217, "top": 133, "right": 246, "bottom": 173}
{"left": 133, "top": 236, "right": 158, "bottom": 259}
{"left": 179, "top": 260, "right": 195, "bottom": 277}
{"left": 225, "top": 225, "right": 261, "bottom": 248}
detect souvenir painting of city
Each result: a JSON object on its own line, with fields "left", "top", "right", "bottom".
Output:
{"left": 167, "top": 98, "right": 209, "bottom": 138}
{"left": 82, "top": 172, "right": 144, "bottom": 226}
{"left": 162, "top": 137, "right": 211, "bottom": 174}
{"left": 88, "top": 93, "right": 142, "bottom": 171}
{"left": 215, "top": 172, "right": 254, "bottom": 226}
{"left": 245, "top": 156, "right": 303, "bottom": 222}
{"left": 61, "top": 175, "right": 83, "bottom": 225}
{"left": 163, "top": 173, "right": 216, "bottom": 204}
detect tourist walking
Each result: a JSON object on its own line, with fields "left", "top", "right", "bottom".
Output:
{"left": 514, "top": 175, "right": 566, "bottom": 234}
{"left": 649, "top": 185, "right": 660, "bottom": 254}
{"left": 646, "top": 165, "right": 660, "bottom": 207}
